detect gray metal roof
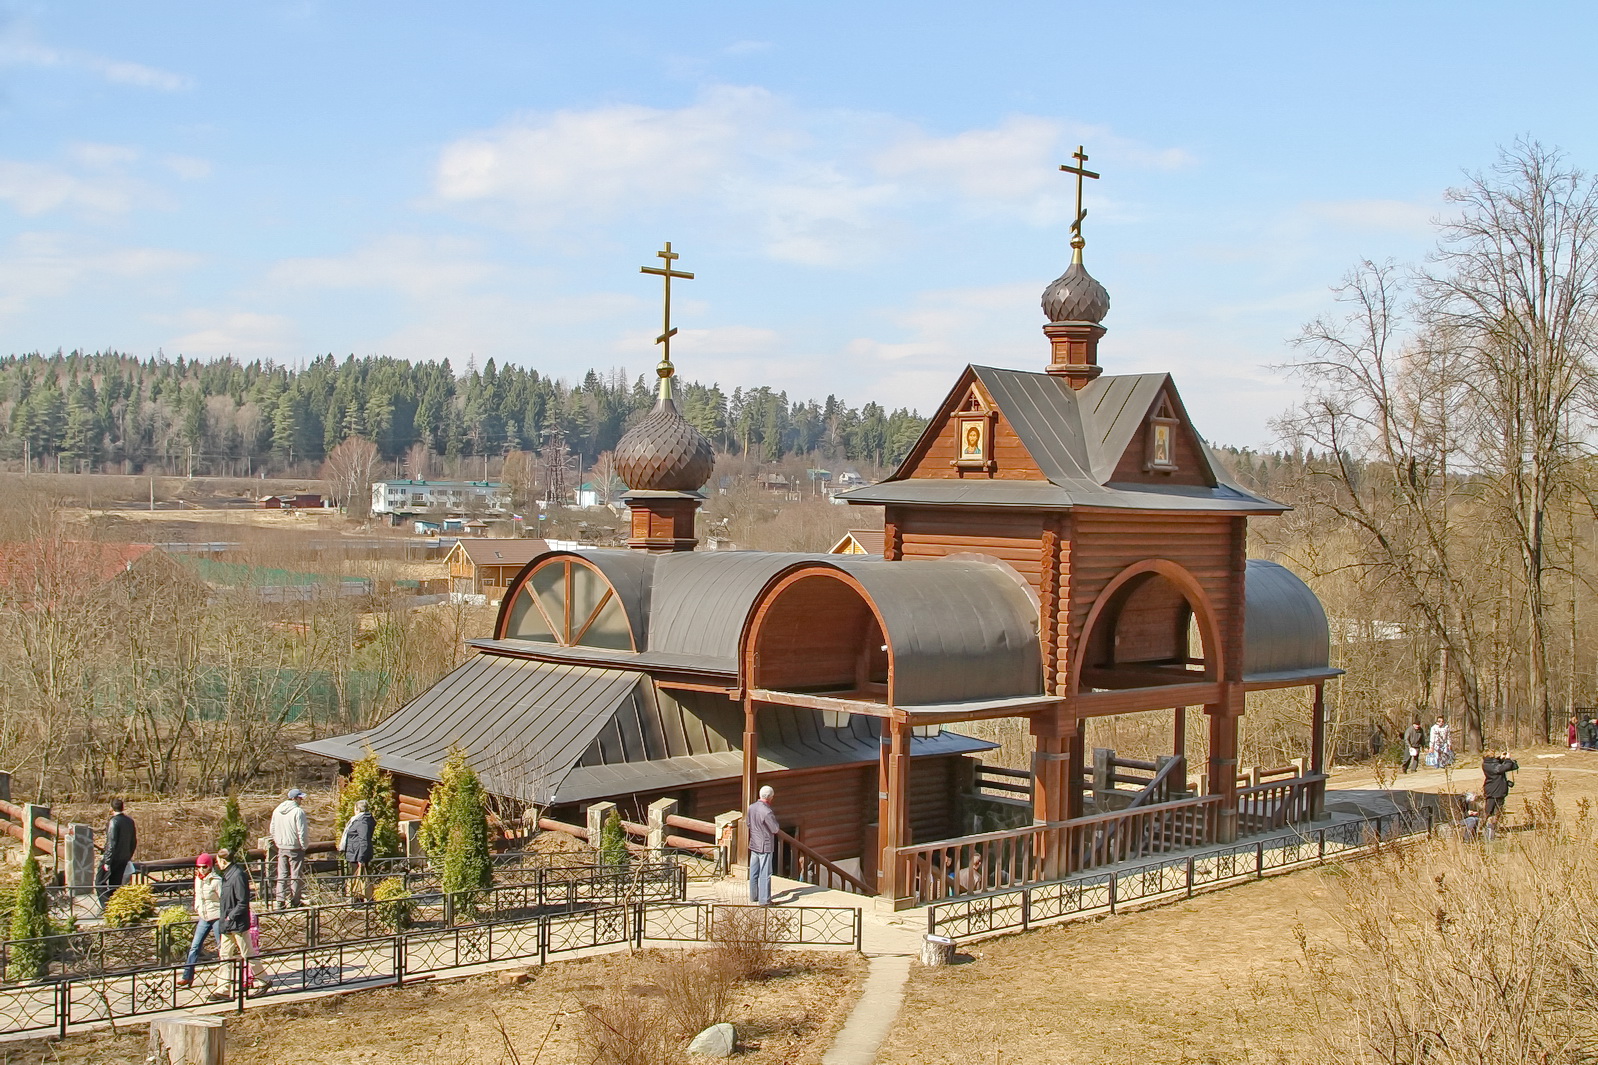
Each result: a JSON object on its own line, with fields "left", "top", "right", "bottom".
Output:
{"left": 817, "top": 557, "right": 1042, "bottom": 705}
{"left": 1243, "top": 559, "right": 1332, "bottom": 679}
{"left": 645, "top": 551, "right": 835, "bottom": 669}
{"left": 840, "top": 367, "right": 1286, "bottom": 514}
{"left": 297, "top": 654, "right": 643, "bottom": 803}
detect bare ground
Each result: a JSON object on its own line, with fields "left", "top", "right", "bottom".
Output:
{"left": 3, "top": 949, "right": 864, "bottom": 1065}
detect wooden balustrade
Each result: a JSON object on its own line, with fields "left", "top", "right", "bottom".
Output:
{"left": 774, "top": 830, "right": 872, "bottom": 895}
{"left": 973, "top": 764, "right": 1032, "bottom": 800}
{"left": 895, "top": 794, "right": 1224, "bottom": 905}
{"left": 1237, "top": 773, "right": 1324, "bottom": 833}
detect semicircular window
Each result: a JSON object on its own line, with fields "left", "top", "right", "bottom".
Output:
{"left": 503, "top": 558, "right": 634, "bottom": 651}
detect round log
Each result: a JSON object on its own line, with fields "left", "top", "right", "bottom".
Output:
{"left": 147, "top": 1014, "right": 226, "bottom": 1065}
{"left": 921, "top": 933, "right": 955, "bottom": 967}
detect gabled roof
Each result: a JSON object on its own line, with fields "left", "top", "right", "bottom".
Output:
{"left": 827, "top": 529, "right": 885, "bottom": 555}
{"left": 452, "top": 538, "right": 551, "bottom": 566}
{"left": 841, "top": 365, "right": 1285, "bottom": 513}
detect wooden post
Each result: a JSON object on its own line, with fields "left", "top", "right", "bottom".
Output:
{"left": 1310, "top": 682, "right": 1326, "bottom": 775}
{"left": 1029, "top": 713, "right": 1067, "bottom": 824}
{"left": 1091, "top": 748, "right": 1112, "bottom": 800}
{"left": 739, "top": 696, "right": 759, "bottom": 866}
{"left": 645, "top": 798, "right": 676, "bottom": 857}
{"left": 1206, "top": 698, "right": 1241, "bottom": 843}
{"left": 0, "top": 770, "right": 11, "bottom": 803}
{"left": 1173, "top": 705, "right": 1187, "bottom": 760}
{"left": 1066, "top": 720, "right": 1086, "bottom": 820}
{"left": 878, "top": 718, "right": 909, "bottom": 902}
{"left": 147, "top": 1015, "right": 225, "bottom": 1064}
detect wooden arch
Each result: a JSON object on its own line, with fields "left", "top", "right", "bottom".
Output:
{"left": 740, "top": 564, "right": 896, "bottom": 705}
{"left": 1067, "top": 558, "right": 1226, "bottom": 696}
{"left": 494, "top": 552, "right": 637, "bottom": 651}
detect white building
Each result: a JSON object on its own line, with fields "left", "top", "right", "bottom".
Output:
{"left": 371, "top": 479, "right": 511, "bottom": 515}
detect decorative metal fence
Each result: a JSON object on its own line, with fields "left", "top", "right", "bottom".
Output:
{"left": 0, "top": 899, "right": 864, "bottom": 1039}
{"left": 927, "top": 808, "right": 1434, "bottom": 940}
{"left": 9, "top": 862, "right": 684, "bottom": 982}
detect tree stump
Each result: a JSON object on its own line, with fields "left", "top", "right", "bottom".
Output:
{"left": 921, "top": 934, "right": 955, "bottom": 967}
{"left": 147, "top": 1014, "right": 226, "bottom": 1065}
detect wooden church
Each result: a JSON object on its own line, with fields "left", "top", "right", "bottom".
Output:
{"left": 303, "top": 158, "right": 1336, "bottom": 905}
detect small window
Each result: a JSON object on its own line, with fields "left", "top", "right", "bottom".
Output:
{"left": 1145, "top": 395, "right": 1179, "bottom": 473}
{"left": 503, "top": 558, "right": 634, "bottom": 650}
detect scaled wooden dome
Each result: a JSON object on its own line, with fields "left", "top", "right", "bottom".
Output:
{"left": 1041, "top": 261, "right": 1111, "bottom": 324}
{"left": 614, "top": 395, "right": 715, "bottom": 492}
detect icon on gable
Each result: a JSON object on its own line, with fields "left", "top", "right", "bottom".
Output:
{"left": 951, "top": 386, "right": 997, "bottom": 472}
{"left": 1145, "top": 395, "right": 1180, "bottom": 473}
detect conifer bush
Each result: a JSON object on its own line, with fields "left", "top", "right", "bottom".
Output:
{"left": 372, "top": 877, "right": 414, "bottom": 931}
{"left": 155, "top": 905, "right": 193, "bottom": 964}
{"left": 103, "top": 883, "right": 157, "bottom": 928}
{"left": 336, "top": 750, "right": 401, "bottom": 859}
{"left": 216, "top": 793, "right": 249, "bottom": 860}
{"left": 6, "top": 855, "right": 51, "bottom": 981}
{"left": 422, "top": 749, "right": 492, "bottom": 908}
{"left": 599, "top": 809, "right": 629, "bottom": 869}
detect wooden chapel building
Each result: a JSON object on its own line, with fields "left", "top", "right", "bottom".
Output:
{"left": 304, "top": 218, "right": 1337, "bottom": 907}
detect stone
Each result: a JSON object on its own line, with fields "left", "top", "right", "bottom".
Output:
{"left": 687, "top": 1022, "right": 737, "bottom": 1057}
{"left": 498, "top": 969, "right": 531, "bottom": 985}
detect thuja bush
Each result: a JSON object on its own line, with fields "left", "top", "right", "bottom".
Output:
{"left": 103, "top": 883, "right": 157, "bottom": 928}
{"left": 216, "top": 793, "right": 249, "bottom": 860}
{"left": 1291, "top": 787, "right": 1598, "bottom": 1065}
{"left": 423, "top": 749, "right": 492, "bottom": 903}
{"left": 599, "top": 809, "right": 629, "bottom": 869}
{"left": 6, "top": 855, "right": 51, "bottom": 981}
{"left": 372, "top": 877, "right": 414, "bottom": 932}
{"left": 155, "top": 905, "right": 194, "bottom": 964}
{"left": 337, "top": 750, "right": 401, "bottom": 859}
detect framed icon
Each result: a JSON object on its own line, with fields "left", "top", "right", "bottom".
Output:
{"left": 956, "top": 415, "right": 990, "bottom": 466}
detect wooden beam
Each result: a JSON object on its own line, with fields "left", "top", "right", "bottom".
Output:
{"left": 655, "top": 679, "right": 739, "bottom": 696}
{"left": 1072, "top": 682, "right": 1223, "bottom": 717}
{"left": 1240, "top": 671, "right": 1342, "bottom": 692}
{"left": 748, "top": 688, "right": 892, "bottom": 717}
{"left": 1081, "top": 665, "right": 1210, "bottom": 690}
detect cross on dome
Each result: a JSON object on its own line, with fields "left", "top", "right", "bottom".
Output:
{"left": 639, "top": 242, "right": 695, "bottom": 400}
{"left": 1058, "top": 145, "right": 1100, "bottom": 264}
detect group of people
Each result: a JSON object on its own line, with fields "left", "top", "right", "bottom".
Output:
{"left": 1401, "top": 715, "right": 1456, "bottom": 773}
{"left": 1568, "top": 715, "right": 1598, "bottom": 750}
{"left": 1458, "top": 751, "right": 1520, "bottom": 842}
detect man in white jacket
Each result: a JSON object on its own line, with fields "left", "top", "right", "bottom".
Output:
{"left": 269, "top": 788, "right": 311, "bottom": 909}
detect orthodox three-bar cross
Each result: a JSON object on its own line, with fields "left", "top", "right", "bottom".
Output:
{"left": 640, "top": 242, "right": 695, "bottom": 381}
{"left": 1059, "top": 145, "right": 1100, "bottom": 252}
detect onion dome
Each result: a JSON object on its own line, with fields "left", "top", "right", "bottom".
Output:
{"left": 1041, "top": 260, "right": 1111, "bottom": 324}
{"left": 614, "top": 392, "right": 715, "bottom": 493}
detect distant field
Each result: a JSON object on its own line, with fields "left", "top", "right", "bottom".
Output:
{"left": 0, "top": 471, "right": 330, "bottom": 509}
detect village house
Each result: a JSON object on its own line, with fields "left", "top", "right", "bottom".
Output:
{"left": 827, "top": 529, "right": 885, "bottom": 556}
{"left": 370, "top": 478, "right": 511, "bottom": 516}
{"left": 443, "top": 537, "right": 553, "bottom": 600}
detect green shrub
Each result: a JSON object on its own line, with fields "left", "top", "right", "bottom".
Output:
{"left": 102, "top": 883, "right": 157, "bottom": 928}
{"left": 155, "top": 905, "right": 194, "bottom": 964}
{"left": 337, "top": 750, "right": 401, "bottom": 860}
{"left": 422, "top": 749, "right": 492, "bottom": 909}
{"left": 6, "top": 855, "right": 51, "bottom": 981}
{"left": 372, "top": 877, "right": 414, "bottom": 931}
{"left": 599, "top": 809, "right": 629, "bottom": 869}
{"left": 217, "top": 793, "right": 249, "bottom": 860}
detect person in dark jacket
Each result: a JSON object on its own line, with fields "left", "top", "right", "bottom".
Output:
{"left": 97, "top": 799, "right": 136, "bottom": 903}
{"left": 210, "top": 848, "right": 269, "bottom": 998}
{"left": 1402, "top": 720, "right": 1425, "bottom": 774}
{"left": 1481, "top": 751, "right": 1518, "bottom": 841}
{"left": 339, "top": 799, "right": 377, "bottom": 904}
{"left": 745, "top": 786, "right": 780, "bottom": 906}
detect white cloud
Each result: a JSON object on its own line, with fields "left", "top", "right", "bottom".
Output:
{"left": 268, "top": 236, "right": 497, "bottom": 298}
{"left": 163, "top": 156, "right": 213, "bottom": 181}
{"left": 0, "top": 38, "right": 192, "bottom": 91}
{"left": 0, "top": 160, "right": 138, "bottom": 215}
{"left": 162, "top": 310, "right": 300, "bottom": 359}
{"left": 431, "top": 87, "right": 1182, "bottom": 267}
{"left": 0, "top": 232, "right": 200, "bottom": 318}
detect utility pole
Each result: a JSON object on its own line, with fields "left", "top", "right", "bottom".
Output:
{"left": 187, "top": 445, "right": 194, "bottom": 480}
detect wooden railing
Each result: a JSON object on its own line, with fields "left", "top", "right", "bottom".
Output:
{"left": 973, "top": 764, "right": 1032, "bottom": 802}
{"left": 895, "top": 794, "right": 1224, "bottom": 905}
{"left": 774, "top": 829, "right": 873, "bottom": 895}
{"left": 1237, "top": 773, "right": 1325, "bottom": 833}
{"left": 1124, "top": 755, "right": 1185, "bottom": 811}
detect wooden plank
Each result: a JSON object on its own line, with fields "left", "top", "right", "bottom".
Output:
{"left": 1072, "top": 682, "right": 1223, "bottom": 717}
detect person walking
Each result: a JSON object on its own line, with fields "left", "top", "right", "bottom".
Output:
{"left": 1481, "top": 750, "right": 1518, "bottom": 841}
{"left": 269, "top": 788, "right": 311, "bottom": 909}
{"left": 97, "top": 799, "right": 137, "bottom": 903}
{"left": 339, "top": 799, "right": 376, "bottom": 905}
{"left": 1429, "top": 716, "right": 1454, "bottom": 769}
{"left": 177, "top": 853, "right": 222, "bottom": 988}
{"left": 1402, "top": 719, "right": 1425, "bottom": 774}
{"left": 745, "top": 785, "right": 780, "bottom": 906}
{"left": 209, "top": 848, "right": 270, "bottom": 997}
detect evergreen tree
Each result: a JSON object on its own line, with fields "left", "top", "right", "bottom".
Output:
{"left": 6, "top": 855, "right": 50, "bottom": 981}
{"left": 336, "top": 751, "right": 401, "bottom": 859}
{"left": 420, "top": 749, "right": 492, "bottom": 902}
{"left": 599, "top": 808, "right": 629, "bottom": 869}
{"left": 217, "top": 793, "right": 249, "bottom": 859}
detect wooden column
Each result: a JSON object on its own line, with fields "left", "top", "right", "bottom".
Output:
{"left": 1173, "top": 705, "right": 1187, "bottom": 761}
{"left": 1310, "top": 683, "right": 1326, "bottom": 775}
{"left": 877, "top": 718, "right": 910, "bottom": 902}
{"left": 1066, "top": 717, "right": 1086, "bottom": 820}
{"left": 1205, "top": 696, "right": 1241, "bottom": 843}
{"left": 739, "top": 697, "right": 759, "bottom": 864}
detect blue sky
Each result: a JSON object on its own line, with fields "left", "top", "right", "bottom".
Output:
{"left": 1, "top": 2, "right": 1595, "bottom": 448}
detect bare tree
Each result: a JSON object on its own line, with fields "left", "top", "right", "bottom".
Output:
{"left": 322, "top": 435, "right": 381, "bottom": 519}
{"left": 1423, "top": 141, "right": 1598, "bottom": 741}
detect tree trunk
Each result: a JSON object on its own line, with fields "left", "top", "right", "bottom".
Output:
{"left": 147, "top": 1015, "right": 225, "bottom": 1065}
